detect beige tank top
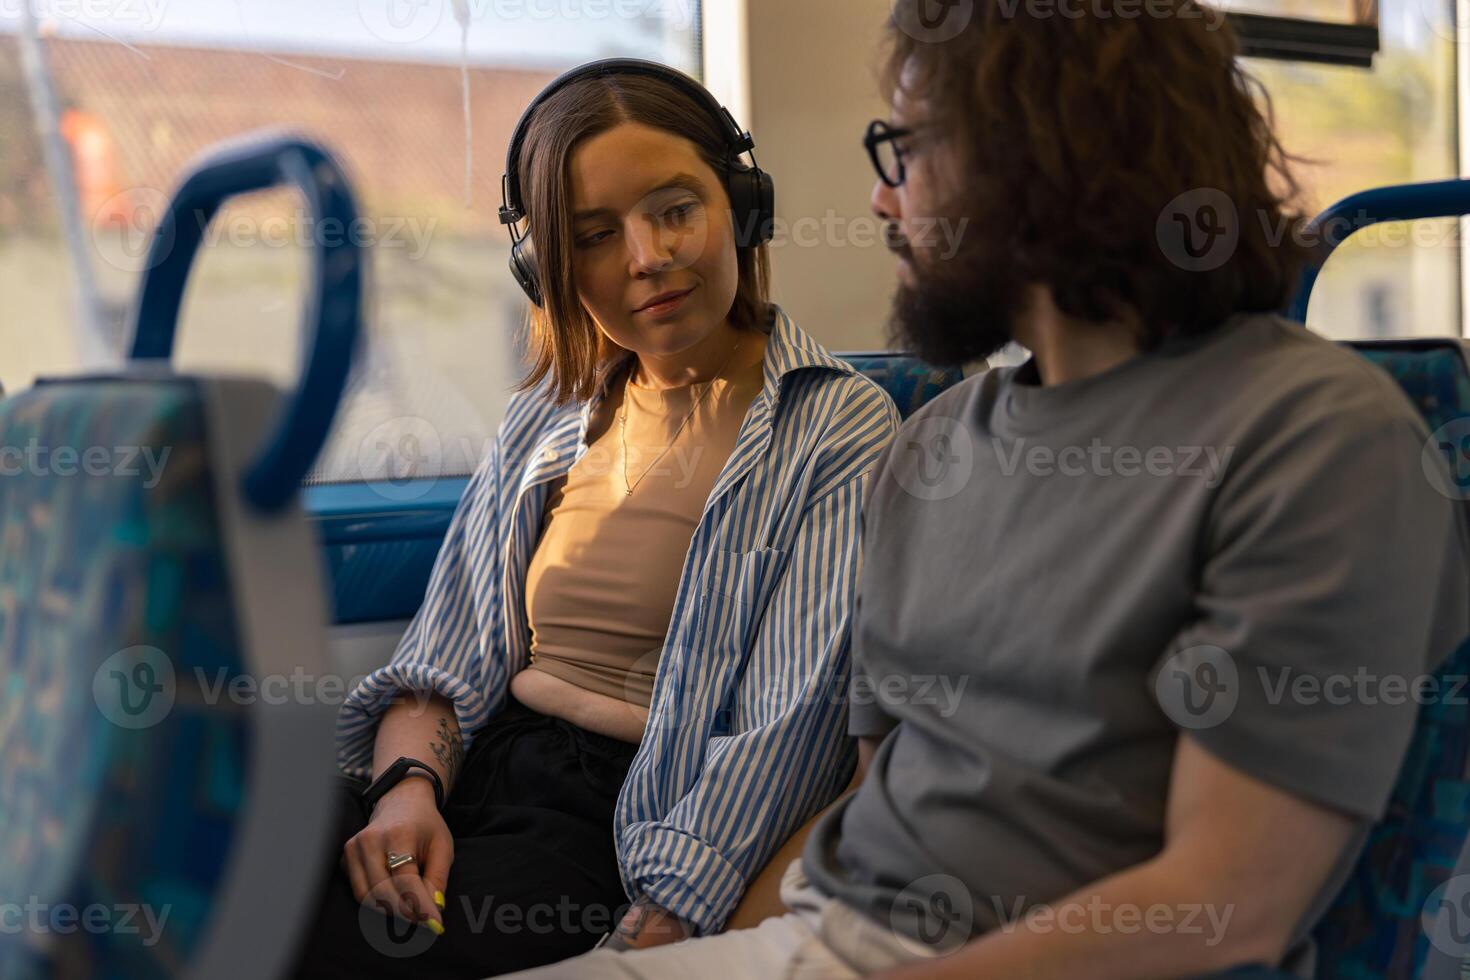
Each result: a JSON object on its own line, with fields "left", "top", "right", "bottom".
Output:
{"left": 523, "top": 353, "right": 766, "bottom": 706}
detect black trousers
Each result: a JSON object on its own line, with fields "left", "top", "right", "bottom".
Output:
{"left": 290, "top": 696, "right": 639, "bottom": 978}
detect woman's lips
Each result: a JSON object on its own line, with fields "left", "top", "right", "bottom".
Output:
{"left": 635, "top": 287, "right": 696, "bottom": 316}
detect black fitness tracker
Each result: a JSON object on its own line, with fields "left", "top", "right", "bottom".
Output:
{"left": 361, "top": 756, "right": 446, "bottom": 812}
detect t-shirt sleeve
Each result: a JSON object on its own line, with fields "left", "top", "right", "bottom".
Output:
{"left": 1151, "top": 384, "right": 1469, "bottom": 821}
{"left": 849, "top": 431, "right": 903, "bottom": 741}
{"left": 849, "top": 652, "right": 902, "bottom": 738}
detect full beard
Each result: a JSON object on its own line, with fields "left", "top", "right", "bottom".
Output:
{"left": 885, "top": 239, "right": 1021, "bottom": 368}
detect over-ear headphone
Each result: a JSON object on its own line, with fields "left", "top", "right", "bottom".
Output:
{"left": 498, "top": 58, "right": 776, "bottom": 308}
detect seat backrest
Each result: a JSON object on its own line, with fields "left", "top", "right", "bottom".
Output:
{"left": 0, "top": 133, "right": 356, "bottom": 980}
{"left": 1309, "top": 339, "right": 1470, "bottom": 979}
{"left": 836, "top": 351, "right": 965, "bottom": 420}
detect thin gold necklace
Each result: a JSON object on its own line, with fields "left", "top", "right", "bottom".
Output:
{"left": 619, "top": 337, "right": 741, "bottom": 496}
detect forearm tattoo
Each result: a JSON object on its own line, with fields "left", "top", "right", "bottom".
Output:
{"left": 428, "top": 715, "right": 464, "bottom": 787}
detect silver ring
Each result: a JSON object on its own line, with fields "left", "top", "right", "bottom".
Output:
{"left": 386, "top": 852, "right": 416, "bottom": 871}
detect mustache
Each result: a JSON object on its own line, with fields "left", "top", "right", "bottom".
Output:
{"left": 882, "top": 222, "right": 913, "bottom": 262}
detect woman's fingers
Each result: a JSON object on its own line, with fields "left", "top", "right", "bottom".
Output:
{"left": 420, "top": 829, "right": 455, "bottom": 917}
{"left": 390, "top": 855, "right": 445, "bottom": 934}
{"left": 342, "top": 841, "right": 371, "bottom": 905}
{"left": 348, "top": 829, "right": 415, "bottom": 924}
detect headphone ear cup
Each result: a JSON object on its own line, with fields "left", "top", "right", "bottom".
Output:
{"left": 727, "top": 168, "right": 775, "bottom": 247}
{"left": 510, "top": 234, "right": 543, "bottom": 307}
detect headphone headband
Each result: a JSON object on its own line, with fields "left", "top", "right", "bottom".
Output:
{"left": 498, "top": 58, "right": 756, "bottom": 227}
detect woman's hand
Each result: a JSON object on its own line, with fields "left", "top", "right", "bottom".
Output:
{"left": 342, "top": 778, "right": 452, "bottom": 934}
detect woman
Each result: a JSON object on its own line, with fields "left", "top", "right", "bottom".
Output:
{"left": 292, "top": 61, "right": 899, "bottom": 978}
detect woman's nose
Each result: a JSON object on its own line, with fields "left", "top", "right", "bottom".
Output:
{"left": 626, "top": 212, "right": 676, "bottom": 275}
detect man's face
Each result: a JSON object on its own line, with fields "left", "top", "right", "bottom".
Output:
{"left": 872, "top": 77, "right": 1020, "bottom": 368}
{"left": 871, "top": 87, "right": 941, "bottom": 290}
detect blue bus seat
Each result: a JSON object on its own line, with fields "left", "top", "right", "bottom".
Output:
{"left": 1304, "top": 339, "right": 1470, "bottom": 979}
{"left": 836, "top": 352, "right": 966, "bottom": 420}
{"left": 0, "top": 133, "right": 359, "bottom": 980}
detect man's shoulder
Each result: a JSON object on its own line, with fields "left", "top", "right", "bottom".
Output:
{"left": 1201, "top": 314, "right": 1431, "bottom": 437}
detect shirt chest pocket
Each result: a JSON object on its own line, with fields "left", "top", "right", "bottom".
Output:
{"left": 693, "top": 547, "right": 788, "bottom": 657}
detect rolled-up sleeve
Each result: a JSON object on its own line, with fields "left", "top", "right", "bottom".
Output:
{"left": 619, "top": 384, "right": 899, "bottom": 933}
{"left": 336, "top": 437, "right": 515, "bottom": 778}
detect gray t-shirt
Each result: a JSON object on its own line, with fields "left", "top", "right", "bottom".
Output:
{"left": 803, "top": 314, "right": 1469, "bottom": 968}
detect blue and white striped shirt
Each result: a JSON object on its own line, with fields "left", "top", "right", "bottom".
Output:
{"left": 337, "top": 307, "right": 899, "bottom": 933}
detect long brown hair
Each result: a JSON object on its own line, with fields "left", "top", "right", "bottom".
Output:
{"left": 513, "top": 73, "right": 772, "bottom": 404}
{"left": 884, "top": 0, "right": 1310, "bottom": 346}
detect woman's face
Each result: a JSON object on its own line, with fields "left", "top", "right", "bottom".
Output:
{"left": 566, "top": 121, "right": 742, "bottom": 362}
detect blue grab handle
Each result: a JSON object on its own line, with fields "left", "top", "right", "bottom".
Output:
{"left": 129, "top": 131, "right": 363, "bottom": 513}
{"left": 1289, "top": 178, "right": 1470, "bottom": 323}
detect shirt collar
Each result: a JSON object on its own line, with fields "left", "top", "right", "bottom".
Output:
{"left": 582, "top": 304, "right": 856, "bottom": 421}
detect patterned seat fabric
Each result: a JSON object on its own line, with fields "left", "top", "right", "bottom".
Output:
{"left": 839, "top": 353, "right": 966, "bottom": 421}
{"left": 0, "top": 380, "right": 251, "bottom": 979}
{"left": 1310, "top": 341, "right": 1470, "bottom": 979}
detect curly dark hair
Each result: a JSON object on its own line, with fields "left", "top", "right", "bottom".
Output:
{"left": 885, "top": 0, "right": 1309, "bottom": 352}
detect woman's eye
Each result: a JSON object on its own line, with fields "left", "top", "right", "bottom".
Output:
{"left": 663, "top": 202, "right": 696, "bottom": 224}
{"left": 577, "top": 230, "right": 613, "bottom": 248}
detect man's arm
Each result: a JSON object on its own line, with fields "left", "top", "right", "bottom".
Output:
{"left": 856, "top": 735, "right": 879, "bottom": 784}
{"left": 874, "top": 735, "right": 1357, "bottom": 980}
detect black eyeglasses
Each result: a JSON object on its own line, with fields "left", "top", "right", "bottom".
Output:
{"left": 865, "top": 119, "right": 915, "bottom": 188}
